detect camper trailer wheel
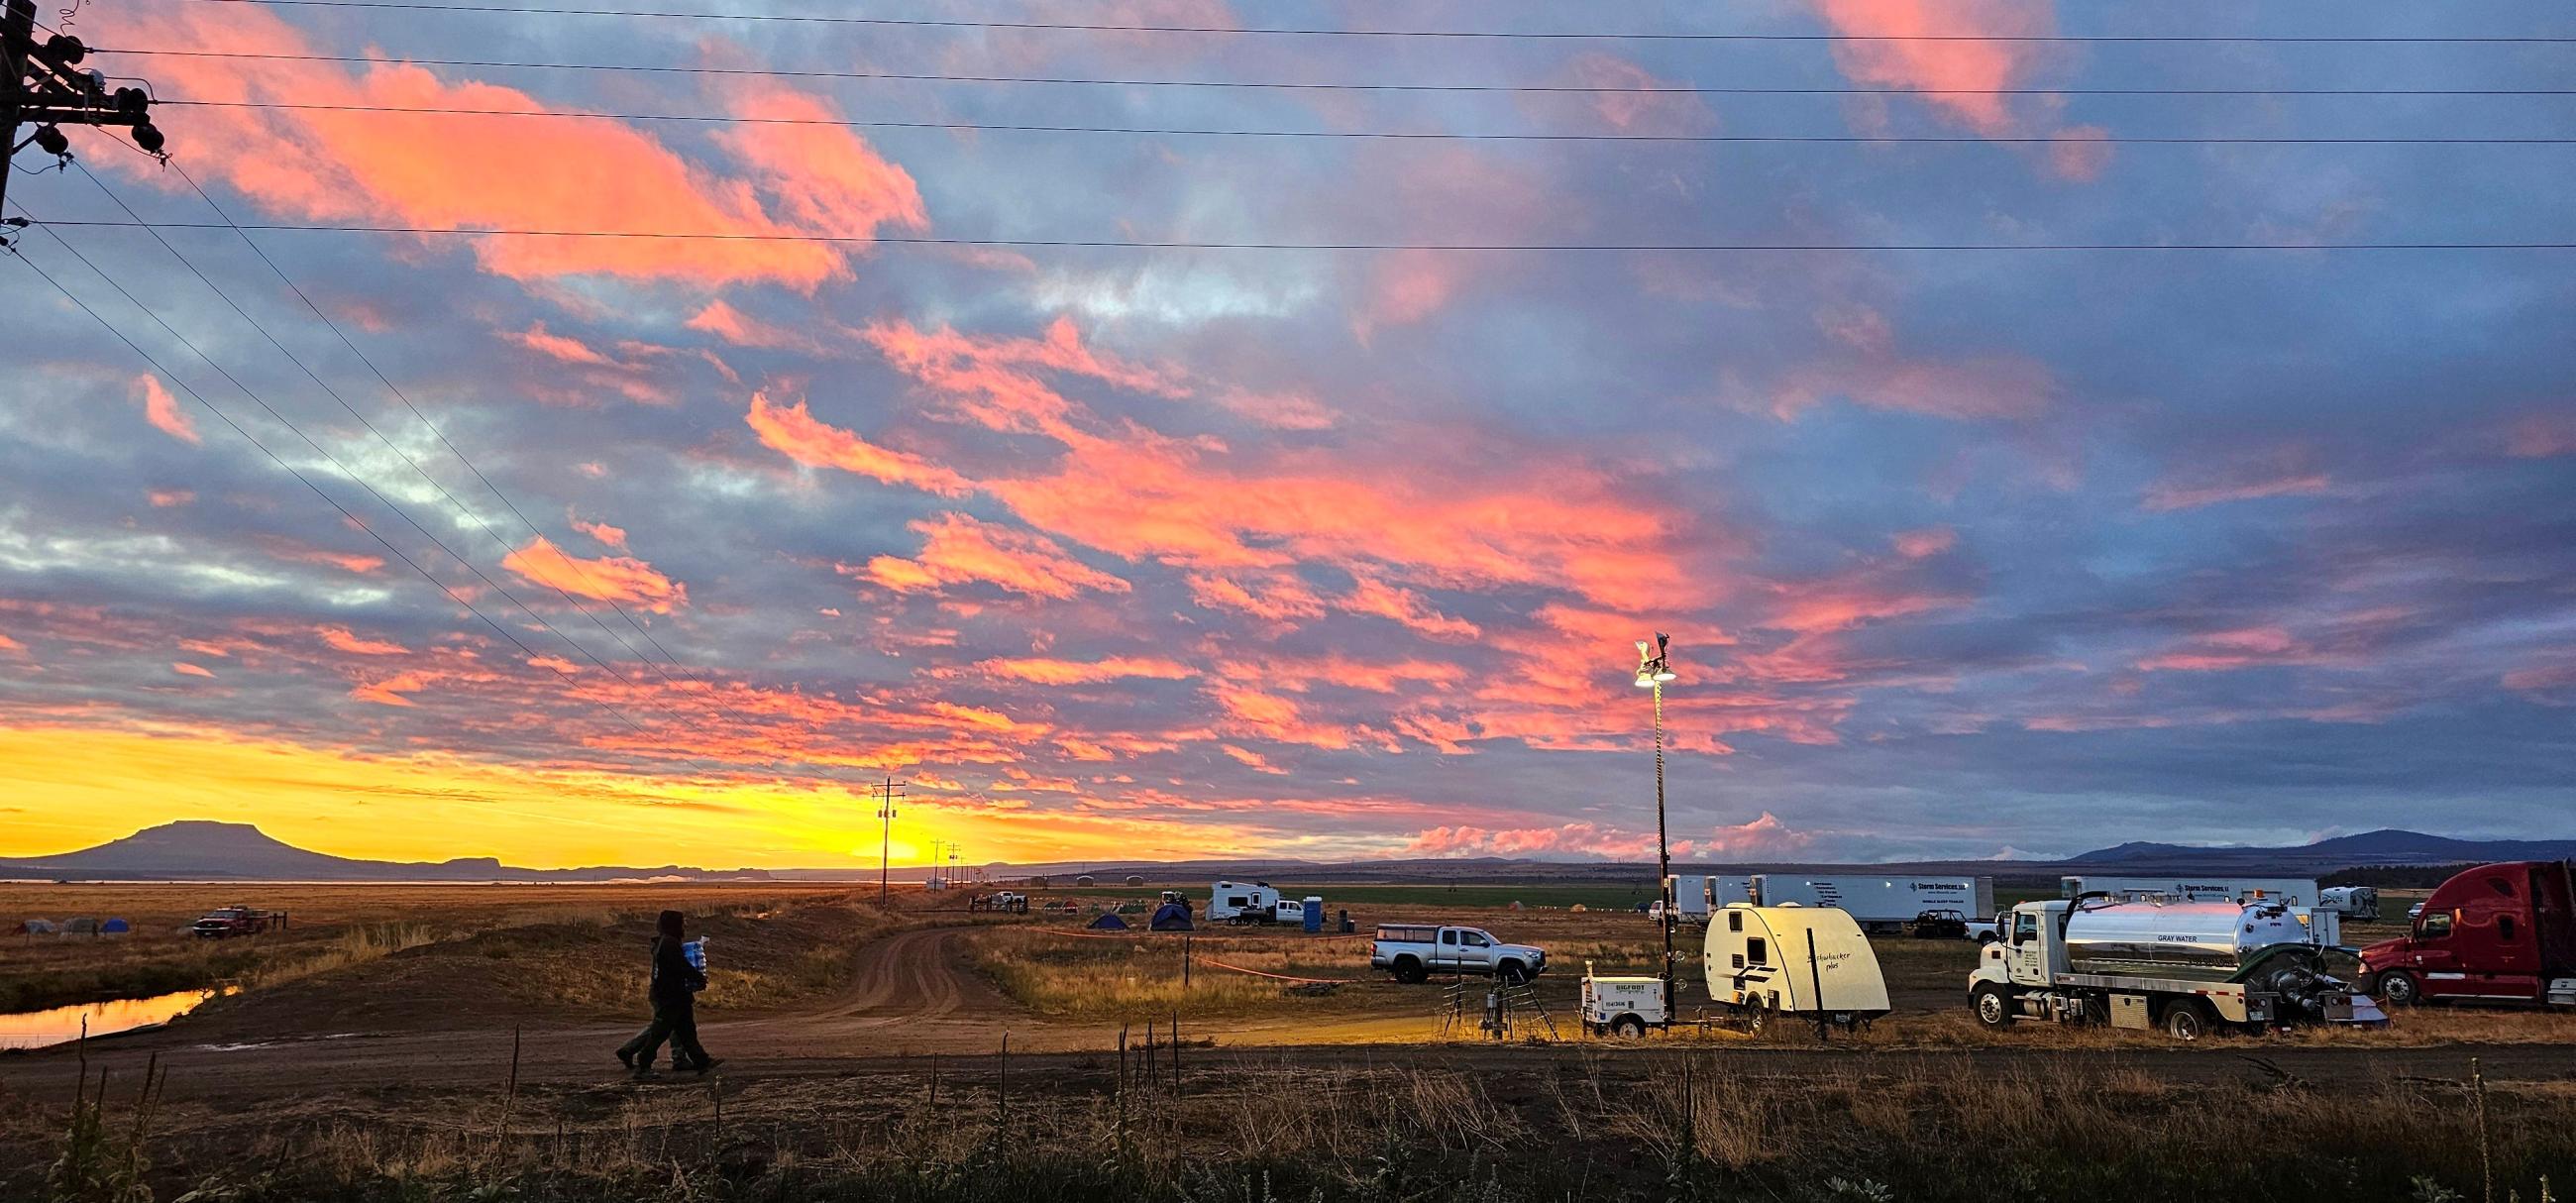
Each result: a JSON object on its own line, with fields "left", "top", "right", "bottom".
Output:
{"left": 2376, "top": 969, "right": 2420, "bottom": 1008}
{"left": 1611, "top": 1014, "right": 1647, "bottom": 1039}
{"left": 1391, "top": 955, "right": 1428, "bottom": 984}
{"left": 1744, "top": 1003, "right": 1769, "bottom": 1034}
{"left": 1971, "top": 984, "right": 2013, "bottom": 1029}
{"left": 2162, "top": 999, "right": 2215, "bottom": 1041}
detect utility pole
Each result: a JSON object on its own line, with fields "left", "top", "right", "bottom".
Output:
{"left": 3, "top": 0, "right": 165, "bottom": 224}
{"left": 874, "top": 777, "right": 905, "bottom": 907}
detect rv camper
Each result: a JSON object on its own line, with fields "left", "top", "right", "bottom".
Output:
{"left": 1702, "top": 904, "right": 1889, "bottom": 1029}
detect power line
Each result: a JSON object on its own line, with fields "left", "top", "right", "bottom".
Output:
{"left": 96, "top": 49, "right": 2576, "bottom": 95}
{"left": 168, "top": 1, "right": 2576, "bottom": 43}
{"left": 2, "top": 230, "right": 685, "bottom": 756}
{"left": 31, "top": 218, "right": 2576, "bottom": 252}
{"left": 6, "top": 200, "right": 759, "bottom": 761}
{"left": 67, "top": 159, "right": 711, "bottom": 712}
{"left": 152, "top": 157, "right": 754, "bottom": 721}
{"left": 149, "top": 99, "right": 2576, "bottom": 144}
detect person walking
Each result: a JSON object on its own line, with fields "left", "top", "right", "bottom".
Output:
{"left": 615, "top": 909, "right": 718, "bottom": 1077}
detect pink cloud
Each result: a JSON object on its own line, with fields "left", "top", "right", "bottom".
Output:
{"left": 503, "top": 322, "right": 614, "bottom": 366}
{"left": 978, "top": 656, "right": 1196, "bottom": 685}
{"left": 2143, "top": 448, "right": 2332, "bottom": 512}
{"left": 133, "top": 375, "right": 200, "bottom": 444}
{"left": 570, "top": 515, "right": 629, "bottom": 550}
{"left": 2505, "top": 410, "right": 2576, "bottom": 459}
{"left": 2134, "top": 626, "right": 2318, "bottom": 673}
{"left": 351, "top": 670, "right": 429, "bottom": 707}
{"left": 1891, "top": 527, "right": 1958, "bottom": 559}
{"left": 1767, "top": 354, "right": 2056, "bottom": 422}
{"left": 1342, "top": 575, "right": 1481, "bottom": 642}
{"left": 88, "top": 0, "right": 916, "bottom": 286}
{"left": 500, "top": 537, "right": 688, "bottom": 612}
{"left": 744, "top": 390, "right": 973, "bottom": 496}
{"left": 318, "top": 626, "right": 409, "bottom": 656}
{"left": 853, "top": 512, "right": 1129, "bottom": 600}
{"left": 170, "top": 662, "right": 216, "bottom": 679}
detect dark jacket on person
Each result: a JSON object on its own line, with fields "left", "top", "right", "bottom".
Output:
{"left": 648, "top": 933, "right": 705, "bottom": 1008}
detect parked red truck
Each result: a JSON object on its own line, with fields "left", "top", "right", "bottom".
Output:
{"left": 192, "top": 906, "right": 287, "bottom": 938}
{"left": 2360, "top": 861, "right": 2576, "bottom": 1008}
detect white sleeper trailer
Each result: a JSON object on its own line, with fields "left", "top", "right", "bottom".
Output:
{"left": 1703, "top": 904, "right": 1890, "bottom": 1030}
{"left": 1207, "top": 880, "right": 1285, "bottom": 925}
{"left": 2058, "top": 876, "right": 2341, "bottom": 945}
{"left": 1751, "top": 876, "right": 1995, "bottom": 933}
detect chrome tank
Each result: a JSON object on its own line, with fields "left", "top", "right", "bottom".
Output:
{"left": 2063, "top": 900, "right": 2310, "bottom": 981}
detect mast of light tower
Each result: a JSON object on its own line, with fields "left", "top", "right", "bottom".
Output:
{"left": 1635, "top": 633, "right": 1679, "bottom": 1002}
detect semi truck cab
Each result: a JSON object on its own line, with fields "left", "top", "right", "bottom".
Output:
{"left": 2359, "top": 861, "right": 2576, "bottom": 1007}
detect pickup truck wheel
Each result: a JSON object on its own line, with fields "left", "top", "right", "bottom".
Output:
{"left": 1391, "top": 955, "right": 1427, "bottom": 984}
{"left": 1495, "top": 960, "right": 1530, "bottom": 986}
{"left": 2377, "top": 969, "right": 2420, "bottom": 1008}
{"left": 1612, "top": 1014, "right": 1647, "bottom": 1039}
{"left": 1971, "top": 984, "right": 2013, "bottom": 1029}
{"left": 2163, "top": 999, "right": 2215, "bottom": 1041}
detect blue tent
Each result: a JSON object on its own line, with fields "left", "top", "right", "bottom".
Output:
{"left": 1148, "top": 902, "right": 1194, "bottom": 931}
{"left": 1087, "top": 913, "right": 1129, "bottom": 930}
{"left": 100, "top": 918, "right": 131, "bottom": 934}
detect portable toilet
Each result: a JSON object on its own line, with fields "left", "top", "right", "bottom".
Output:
{"left": 1302, "top": 897, "right": 1324, "bottom": 932}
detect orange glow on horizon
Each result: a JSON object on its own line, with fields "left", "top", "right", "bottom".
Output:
{"left": 0, "top": 724, "right": 1252, "bottom": 871}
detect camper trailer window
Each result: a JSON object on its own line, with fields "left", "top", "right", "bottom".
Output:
{"left": 1746, "top": 937, "right": 1769, "bottom": 965}
{"left": 2420, "top": 912, "right": 2454, "bottom": 938}
{"left": 1730, "top": 953, "right": 1744, "bottom": 969}
{"left": 1728, "top": 912, "right": 1743, "bottom": 931}
{"left": 1229, "top": 896, "right": 1249, "bottom": 908}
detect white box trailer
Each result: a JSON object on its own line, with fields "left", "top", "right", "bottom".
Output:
{"left": 1703, "top": 904, "right": 1890, "bottom": 1029}
{"left": 2058, "top": 875, "right": 2340, "bottom": 945}
{"left": 1656, "top": 875, "right": 1760, "bottom": 924}
{"left": 1750, "top": 875, "right": 1994, "bottom": 932}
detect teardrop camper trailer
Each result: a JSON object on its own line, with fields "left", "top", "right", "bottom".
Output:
{"left": 1703, "top": 904, "right": 1890, "bottom": 1029}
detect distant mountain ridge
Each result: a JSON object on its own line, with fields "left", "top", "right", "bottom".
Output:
{"left": 4, "top": 821, "right": 2570, "bottom": 883}
{"left": 2065, "top": 827, "right": 2576, "bottom": 872}
{"left": 0, "top": 820, "right": 776, "bottom": 883}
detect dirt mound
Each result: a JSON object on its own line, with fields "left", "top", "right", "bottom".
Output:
{"left": 179, "top": 896, "right": 889, "bottom": 1040}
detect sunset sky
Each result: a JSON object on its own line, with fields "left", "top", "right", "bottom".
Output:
{"left": 3, "top": 1, "right": 2571, "bottom": 869}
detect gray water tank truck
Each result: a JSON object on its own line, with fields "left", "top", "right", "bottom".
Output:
{"left": 1970, "top": 897, "right": 2385, "bottom": 1040}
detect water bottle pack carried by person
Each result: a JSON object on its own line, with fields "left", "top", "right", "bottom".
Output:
{"left": 683, "top": 937, "right": 708, "bottom": 992}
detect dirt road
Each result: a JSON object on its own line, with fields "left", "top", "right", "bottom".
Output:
{"left": 4, "top": 923, "right": 2571, "bottom": 1107}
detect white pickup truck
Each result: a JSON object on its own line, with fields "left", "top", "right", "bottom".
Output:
{"left": 1370, "top": 923, "right": 1549, "bottom": 984}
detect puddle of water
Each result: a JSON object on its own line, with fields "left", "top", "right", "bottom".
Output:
{"left": 0, "top": 987, "right": 238, "bottom": 1050}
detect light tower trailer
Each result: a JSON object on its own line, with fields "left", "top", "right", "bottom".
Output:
{"left": 1579, "top": 965, "right": 1670, "bottom": 1038}
{"left": 1971, "top": 897, "right": 2387, "bottom": 1040}
{"left": 1703, "top": 904, "right": 1890, "bottom": 1033}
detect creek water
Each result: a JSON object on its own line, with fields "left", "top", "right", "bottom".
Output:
{"left": 0, "top": 987, "right": 235, "bottom": 1049}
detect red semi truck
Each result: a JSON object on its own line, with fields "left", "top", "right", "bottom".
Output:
{"left": 2360, "top": 861, "right": 2576, "bottom": 1008}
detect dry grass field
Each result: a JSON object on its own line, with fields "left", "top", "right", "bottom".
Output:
{"left": 0, "top": 882, "right": 883, "bottom": 1019}
{"left": 6, "top": 880, "right": 2575, "bottom": 1201}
